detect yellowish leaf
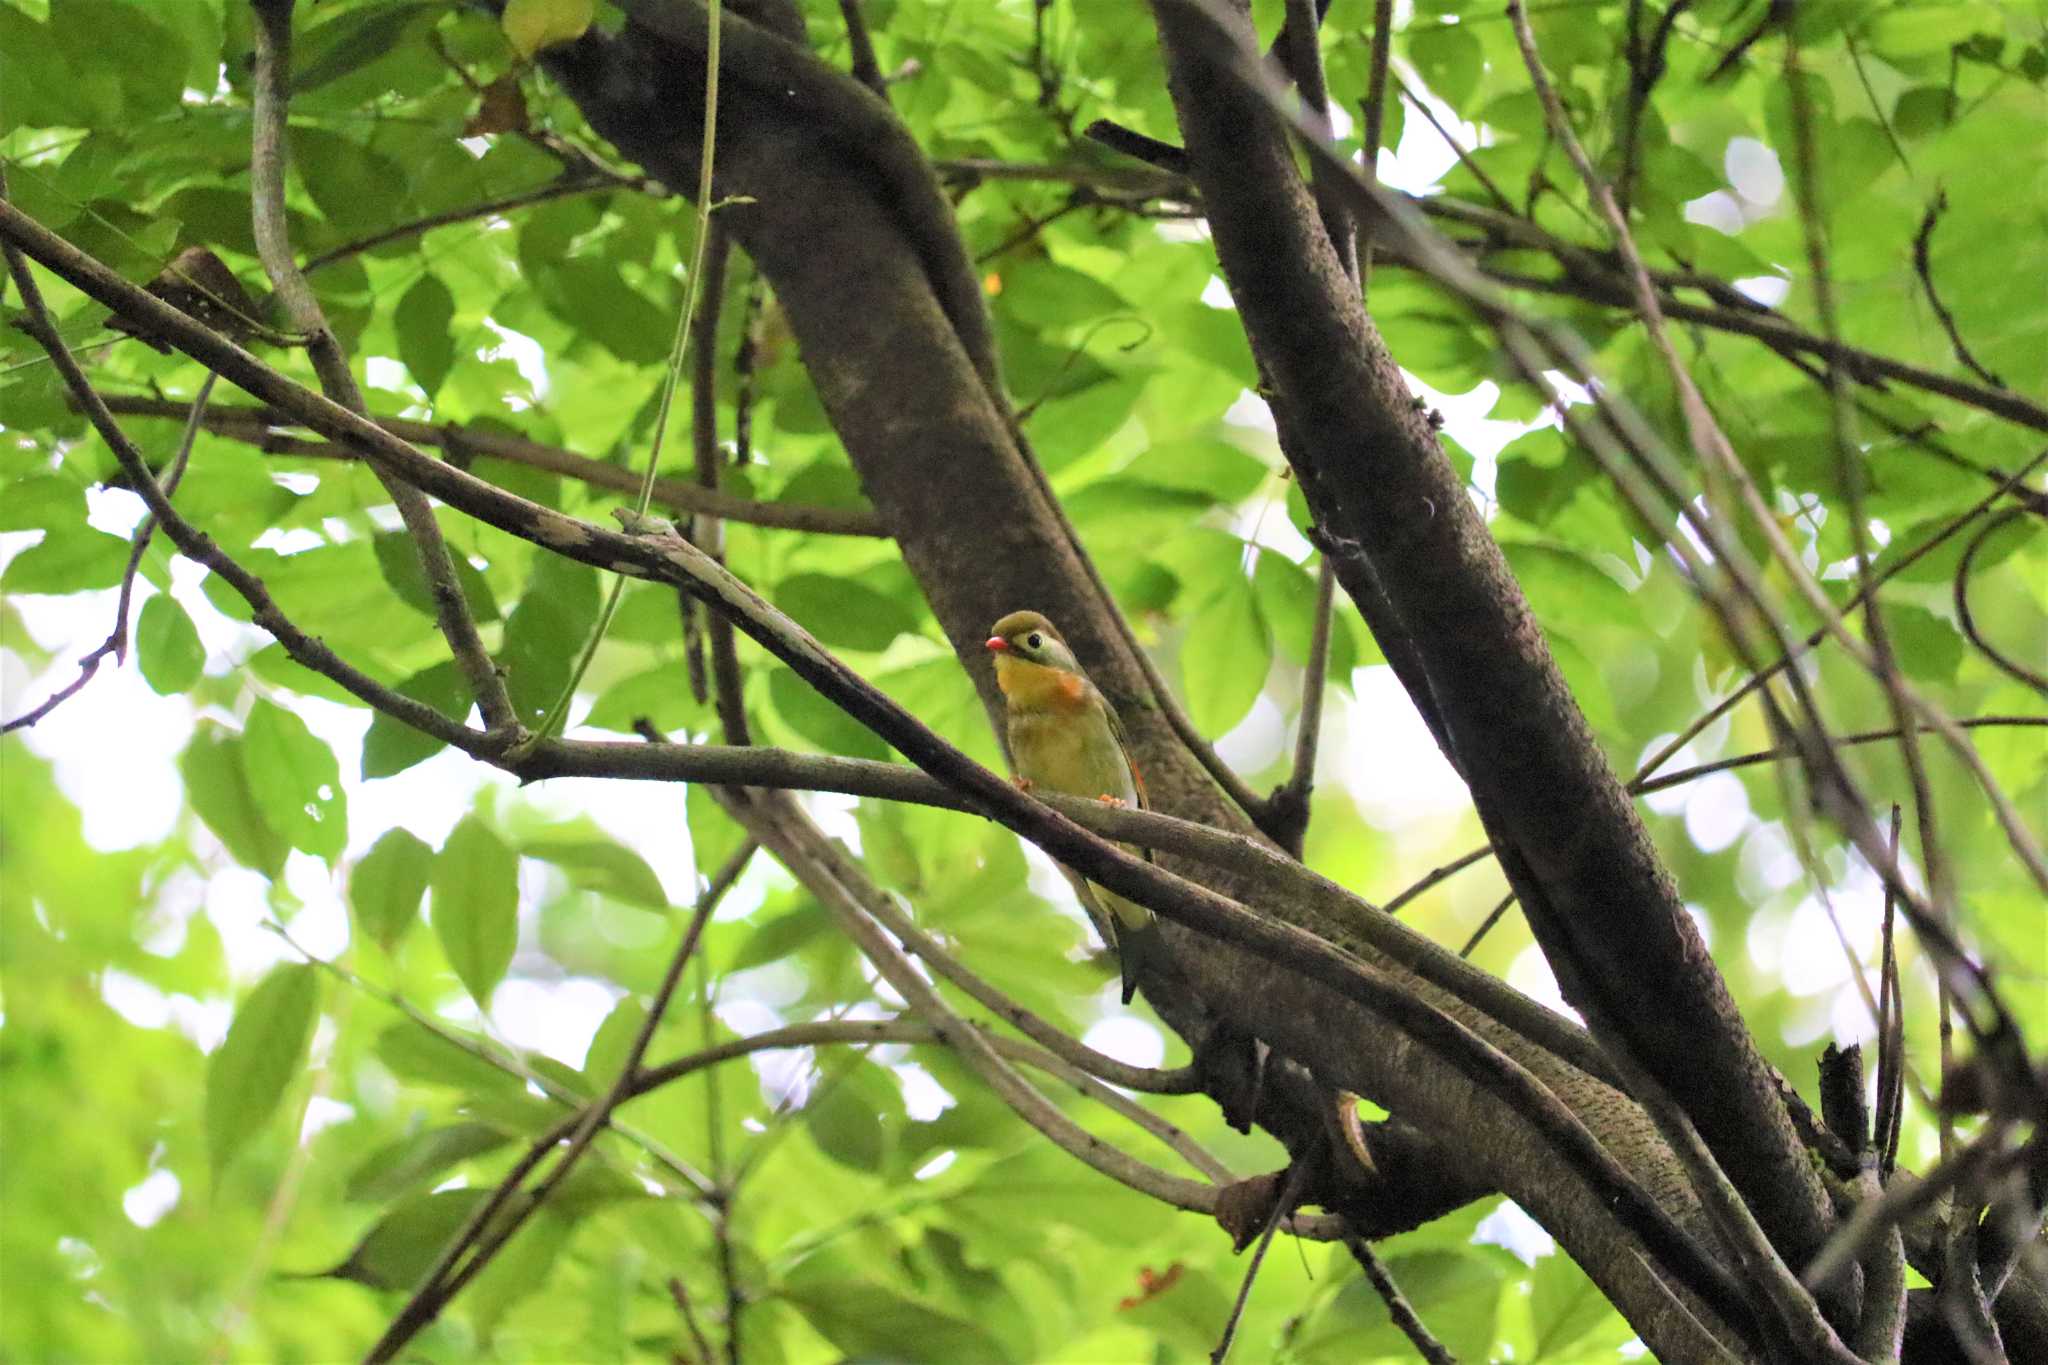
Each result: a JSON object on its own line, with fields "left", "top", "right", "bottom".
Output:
{"left": 501, "top": 0, "right": 593, "bottom": 60}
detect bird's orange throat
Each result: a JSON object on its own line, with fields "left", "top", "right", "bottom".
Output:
{"left": 993, "top": 654, "right": 1088, "bottom": 710}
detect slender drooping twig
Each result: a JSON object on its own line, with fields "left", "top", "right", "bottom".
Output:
{"left": 1955, "top": 509, "right": 2048, "bottom": 695}
{"left": 248, "top": 0, "right": 515, "bottom": 734}
{"left": 1211, "top": 1158, "right": 1311, "bottom": 1364}
{"left": 1910, "top": 193, "right": 2004, "bottom": 389}
{"left": 0, "top": 368, "right": 214, "bottom": 733}
{"left": 1344, "top": 1233, "right": 1458, "bottom": 1365}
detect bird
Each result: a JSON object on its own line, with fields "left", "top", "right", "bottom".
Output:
{"left": 985, "top": 610, "right": 1162, "bottom": 1004}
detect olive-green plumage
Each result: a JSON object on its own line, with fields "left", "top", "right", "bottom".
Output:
{"left": 986, "top": 610, "right": 1161, "bottom": 1004}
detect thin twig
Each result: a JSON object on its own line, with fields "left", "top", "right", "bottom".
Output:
{"left": 1458, "top": 891, "right": 1519, "bottom": 959}
{"left": 1344, "top": 1234, "right": 1458, "bottom": 1364}
{"left": 248, "top": 0, "right": 516, "bottom": 734}
{"left": 1876, "top": 807, "right": 1907, "bottom": 1179}
{"left": 1954, "top": 509, "right": 2047, "bottom": 695}
{"left": 836, "top": 0, "right": 886, "bottom": 98}
{"left": 88, "top": 395, "right": 887, "bottom": 536}
{"left": 1, "top": 370, "right": 213, "bottom": 733}
{"left": 301, "top": 172, "right": 646, "bottom": 275}
{"left": 667, "top": 1276, "right": 717, "bottom": 1365}
{"left": 363, "top": 839, "right": 756, "bottom": 1364}
{"left": 1910, "top": 192, "right": 2004, "bottom": 389}
{"left": 1211, "top": 1158, "right": 1310, "bottom": 1363}
{"left": 1630, "top": 446, "right": 2048, "bottom": 789}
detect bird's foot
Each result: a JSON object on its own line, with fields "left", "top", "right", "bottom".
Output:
{"left": 1096, "top": 795, "right": 1127, "bottom": 807}
{"left": 1013, "top": 775, "right": 1035, "bottom": 793}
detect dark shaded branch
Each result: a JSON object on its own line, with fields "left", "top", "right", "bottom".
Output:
{"left": 1149, "top": 0, "right": 1833, "bottom": 1330}
{"left": 836, "top": 0, "right": 886, "bottom": 98}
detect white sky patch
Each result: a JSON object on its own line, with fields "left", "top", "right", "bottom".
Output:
{"left": 489, "top": 976, "right": 621, "bottom": 1067}
{"left": 485, "top": 322, "right": 551, "bottom": 400}
{"left": 1214, "top": 692, "right": 1286, "bottom": 776}
{"left": 301, "top": 1096, "right": 356, "bottom": 1141}
{"left": 1682, "top": 771, "right": 1751, "bottom": 854}
{"left": 206, "top": 865, "right": 298, "bottom": 980}
{"left": 1507, "top": 944, "right": 1578, "bottom": 1021}
{"left": 1377, "top": 68, "right": 1476, "bottom": 195}
{"left": 1081, "top": 1016, "right": 1167, "bottom": 1072}
{"left": 893, "top": 1060, "right": 953, "bottom": 1120}
{"left": 1724, "top": 137, "right": 1785, "bottom": 208}
{"left": 913, "top": 1149, "right": 958, "bottom": 1181}
{"left": 1343, "top": 666, "right": 1470, "bottom": 829}
{"left": 1474, "top": 1200, "right": 1554, "bottom": 1264}
{"left": 1734, "top": 275, "right": 1791, "bottom": 307}
{"left": 121, "top": 1169, "right": 181, "bottom": 1229}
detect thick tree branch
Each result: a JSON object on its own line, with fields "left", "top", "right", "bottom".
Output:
{"left": 1147, "top": 0, "right": 1838, "bottom": 1321}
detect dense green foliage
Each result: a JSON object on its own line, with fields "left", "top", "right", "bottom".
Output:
{"left": 3, "top": 0, "right": 2043, "bottom": 1361}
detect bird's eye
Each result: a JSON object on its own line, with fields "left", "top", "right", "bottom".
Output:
{"left": 1027, "top": 633, "right": 1043, "bottom": 649}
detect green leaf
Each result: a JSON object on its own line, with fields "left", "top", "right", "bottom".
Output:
{"left": 343, "top": 1122, "right": 512, "bottom": 1203}
{"left": 687, "top": 782, "right": 751, "bottom": 880}
{"left": 243, "top": 700, "right": 348, "bottom": 863}
{"left": 773, "top": 572, "right": 919, "bottom": 652}
{"left": 768, "top": 668, "right": 890, "bottom": 760}
{"left": 370, "top": 531, "right": 502, "bottom": 625}
{"left": 521, "top": 830, "right": 668, "bottom": 910}
{"left": 350, "top": 828, "right": 436, "bottom": 952}
{"left": 1408, "top": 22, "right": 1481, "bottom": 108}
{"left": 395, "top": 273, "right": 457, "bottom": 397}
{"left": 1180, "top": 577, "right": 1271, "bottom": 735}
{"left": 500, "top": 553, "right": 601, "bottom": 725}
{"left": 0, "top": 524, "right": 131, "bottom": 594}
{"left": 432, "top": 815, "right": 520, "bottom": 1004}
{"left": 362, "top": 661, "right": 471, "bottom": 779}
{"left": 0, "top": 474, "right": 85, "bottom": 531}
{"left": 1881, "top": 602, "right": 1964, "bottom": 683}
{"left": 134, "top": 592, "right": 205, "bottom": 695}
{"left": 321, "top": 1188, "right": 491, "bottom": 1291}
{"left": 204, "top": 964, "right": 320, "bottom": 1181}
{"left": 293, "top": 129, "right": 408, "bottom": 237}
{"left": 373, "top": 1019, "right": 521, "bottom": 1094}
{"left": 1530, "top": 1250, "right": 1624, "bottom": 1360}
{"left": 1117, "top": 438, "right": 1268, "bottom": 502}
{"left": 294, "top": 1, "right": 437, "bottom": 93}
{"left": 502, "top": 0, "right": 595, "bottom": 59}
{"left": 728, "top": 903, "right": 830, "bottom": 973}
{"left": 581, "top": 996, "right": 648, "bottom": 1088}
{"left": 778, "top": 1279, "right": 1010, "bottom": 1363}
{"left": 1252, "top": 552, "right": 1355, "bottom": 680}
{"left": 534, "top": 259, "right": 671, "bottom": 364}
{"left": 180, "top": 723, "right": 288, "bottom": 879}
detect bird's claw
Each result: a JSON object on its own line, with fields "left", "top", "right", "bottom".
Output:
{"left": 1096, "top": 795, "right": 1127, "bottom": 807}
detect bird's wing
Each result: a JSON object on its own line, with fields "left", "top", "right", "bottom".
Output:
{"left": 1095, "top": 691, "right": 1154, "bottom": 864}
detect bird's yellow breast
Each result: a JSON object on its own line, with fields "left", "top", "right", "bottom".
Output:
{"left": 993, "top": 653, "right": 1089, "bottom": 711}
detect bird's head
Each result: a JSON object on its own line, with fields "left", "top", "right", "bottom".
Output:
{"left": 985, "top": 610, "right": 1082, "bottom": 674}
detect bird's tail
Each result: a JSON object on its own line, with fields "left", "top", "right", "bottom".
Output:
{"left": 1074, "top": 876, "right": 1163, "bottom": 1005}
{"left": 1112, "top": 912, "right": 1162, "bottom": 1006}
